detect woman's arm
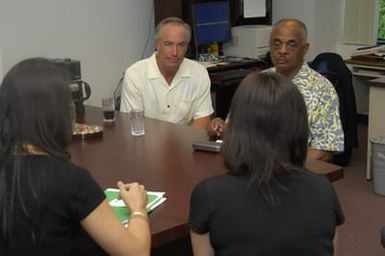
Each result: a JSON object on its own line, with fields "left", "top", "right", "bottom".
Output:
{"left": 190, "top": 230, "right": 214, "bottom": 256}
{"left": 81, "top": 182, "right": 151, "bottom": 256}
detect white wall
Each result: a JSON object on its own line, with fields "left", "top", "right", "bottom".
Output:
{"left": 312, "top": 0, "right": 344, "bottom": 58}
{"left": 0, "top": 0, "right": 155, "bottom": 106}
{"left": 0, "top": 0, "right": 369, "bottom": 105}
{"left": 272, "top": 0, "right": 316, "bottom": 59}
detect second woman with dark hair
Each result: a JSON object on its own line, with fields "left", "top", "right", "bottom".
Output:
{"left": 189, "top": 72, "right": 344, "bottom": 256}
{"left": 0, "top": 58, "right": 150, "bottom": 256}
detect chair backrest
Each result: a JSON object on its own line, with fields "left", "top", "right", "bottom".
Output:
{"left": 312, "top": 52, "right": 349, "bottom": 75}
{"left": 310, "top": 52, "right": 359, "bottom": 150}
{"left": 113, "top": 75, "right": 124, "bottom": 111}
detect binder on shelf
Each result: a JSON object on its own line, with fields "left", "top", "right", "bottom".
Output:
{"left": 105, "top": 188, "right": 166, "bottom": 223}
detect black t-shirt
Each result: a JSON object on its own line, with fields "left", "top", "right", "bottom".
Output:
{"left": 0, "top": 155, "right": 105, "bottom": 256}
{"left": 189, "top": 170, "right": 344, "bottom": 256}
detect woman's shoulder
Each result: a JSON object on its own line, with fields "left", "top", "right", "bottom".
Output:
{"left": 285, "top": 168, "right": 334, "bottom": 192}
{"left": 196, "top": 173, "right": 248, "bottom": 193}
{"left": 200, "top": 170, "right": 330, "bottom": 186}
{"left": 24, "top": 155, "right": 90, "bottom": 179}
{"left": 26, "top": 154, "right": 79, "bottom": 166}
{"left": 25, "top": 155, "right": 102, "bottom": 202}
{"left": 203, "top": 173, "right": 245, "bottom": 183}
{"left": 295, "top": 168, "right": 330, "bottom": 183}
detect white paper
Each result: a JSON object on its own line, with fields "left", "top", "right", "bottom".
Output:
{"left": 147, "top": 197, "right": 167, "bottom": 211}
{"left": 106, "top": 188, "right": 166, "bottom": 210}
{"left": 109, "top": 198, "right": 127, "bottom": 207}
{"left": 244, "top": 0, "right": 266, "bottom": 18}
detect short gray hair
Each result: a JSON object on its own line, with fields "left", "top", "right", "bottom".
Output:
{"left": 273, "top": 18, "right": 308, "bottom": 42}
{"left": 155, "top": 17, "right": 191, "bottom": 43}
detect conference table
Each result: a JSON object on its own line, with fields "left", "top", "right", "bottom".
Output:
{"left": 69, "top": 106, "right": 343, "bottom": 254}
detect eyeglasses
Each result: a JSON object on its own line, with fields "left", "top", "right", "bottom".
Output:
{"left": 270, "top": 39, "right": 303, "bottom": 50}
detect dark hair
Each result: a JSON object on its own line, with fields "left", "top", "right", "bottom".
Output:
{"left": 0, "top": 58, "right": 72, "bottom": 246}
{"left": 222, "top": 71, "right": 308, "bottom": 205}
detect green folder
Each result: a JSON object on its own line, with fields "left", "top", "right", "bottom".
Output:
{"left": 105, "top": 188, "right": 166, "bottom": 223}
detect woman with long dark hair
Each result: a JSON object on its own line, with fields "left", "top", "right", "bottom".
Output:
{"left": 189, "top": 72, "right": 344, "bottom": 255}
{"left": 0, "top": 58, "right": 150, "bottom": 255}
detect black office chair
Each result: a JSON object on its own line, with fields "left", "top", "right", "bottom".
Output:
{"left": 310, "top": 52, "right": 359, "bottom": 166}
{"left": 113, "top": 75, "right": 124, "bottom": 111}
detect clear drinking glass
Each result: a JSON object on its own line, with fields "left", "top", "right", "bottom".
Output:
{"left": 130, "top": 109, "right": 145, "bottom": 136}
{"left": 102, "top": 97, "right": 115, "bottom": 122}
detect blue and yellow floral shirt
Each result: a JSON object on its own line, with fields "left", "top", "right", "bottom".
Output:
{"left": 271, "top": 63, "right": 344, "bottom": 152}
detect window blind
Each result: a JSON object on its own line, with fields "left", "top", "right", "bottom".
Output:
{"left": 343, "top": 0, "right": 377, "bottom": 45}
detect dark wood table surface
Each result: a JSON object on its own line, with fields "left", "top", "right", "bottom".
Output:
{"left": 69, "top": 106, "right": 343, "bottom": 249}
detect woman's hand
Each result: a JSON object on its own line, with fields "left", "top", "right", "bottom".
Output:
{"left": 117, "top": 181, "right": 147, "bottom": 213}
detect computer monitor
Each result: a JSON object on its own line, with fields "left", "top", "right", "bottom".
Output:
{"left": 192, "top": 1, "right": 231, "bottom": 46}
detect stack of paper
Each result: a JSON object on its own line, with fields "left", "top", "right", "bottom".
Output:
{"left": 105, "top": 188, "right": 166, "bottom": 223}
{"left": 351, "top": 45, "right": 385, "bottom": 57}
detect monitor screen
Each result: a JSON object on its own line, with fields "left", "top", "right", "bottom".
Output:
{"left": 192, "top": 1, "right": 231, "bottom": 46}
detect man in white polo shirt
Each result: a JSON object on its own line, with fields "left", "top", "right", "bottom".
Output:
{"left": 120, "top": 17, "right": 213, "bottom": 129}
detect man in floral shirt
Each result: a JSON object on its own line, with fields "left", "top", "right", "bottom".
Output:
{"left": 208, "top": 18, "right": 344, "bottom": 161}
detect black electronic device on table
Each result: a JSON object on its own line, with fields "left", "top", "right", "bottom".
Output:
{"left": 49, "top": 58, "right": 91, "bottom": 115}
{"left": 192, "top": 140, "right": 223, "bottom": 153}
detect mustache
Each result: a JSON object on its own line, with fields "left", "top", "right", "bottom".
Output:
{"left": 276, "top": 57, "right": 288, "bottom": 62}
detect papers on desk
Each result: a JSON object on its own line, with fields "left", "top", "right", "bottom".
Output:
{"left": 351, "top": 45, "right": 385, "bottom": 62}
{"left": 197, "top": 61, "right": 217, "bottom": 68}
{"left": 105, "top": 188, "right": 166, "bottom": 223}
{"left": 352, "top": 45, "right": 385, "bottom": 57}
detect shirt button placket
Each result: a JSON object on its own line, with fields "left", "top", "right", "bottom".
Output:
{"left": 165, "top": 92, "right": 172, "bottom": 115}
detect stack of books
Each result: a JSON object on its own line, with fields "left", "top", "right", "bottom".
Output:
{"left": 105, "top": 188, "right": 166, "bottom": 223}
{"left": 351, "top": 45, "right": 385, "bottom": 62}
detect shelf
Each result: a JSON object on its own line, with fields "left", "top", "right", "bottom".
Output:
{"left": 352, "top": 72, "right": 385, "bottom": 78}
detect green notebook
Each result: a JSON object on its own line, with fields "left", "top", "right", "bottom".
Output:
{"left": 105, "top": 188, "right": 166, "bottom": 223}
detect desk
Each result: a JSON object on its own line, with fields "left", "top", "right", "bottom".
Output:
{"left": 345, "top": 58, "right": 385, "bottom": 73}
{"left": 345, "top": 58, "right": 385, "bottom": 115}
{"left": 366, "top": 77, "right": 385, "bottom": 180}
{"left": 206, "top": 58, "right": 267, "bottom": 73}
{"left": 69, "top": 106, "right": 343, "bottom": 253}
{"left": 206, "top": 58, "right": 270, "bottom": 119}
{"left": 345, "top": 59, "right": 385, "bottom": 179}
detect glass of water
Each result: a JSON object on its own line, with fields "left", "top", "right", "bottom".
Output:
{"left": 130, "top": 109, "right": 145, "bottom": 136}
